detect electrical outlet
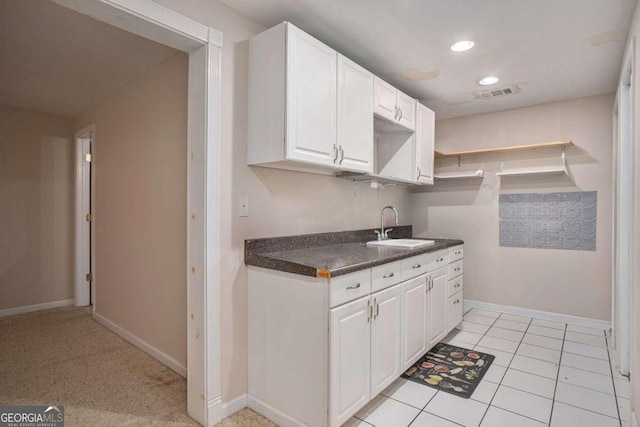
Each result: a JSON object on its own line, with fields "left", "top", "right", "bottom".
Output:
{"left": 239, "top": 197, "right": 249, "bottom": 217}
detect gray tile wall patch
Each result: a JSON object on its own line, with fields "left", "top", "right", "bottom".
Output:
{"left": 499, "top": 191, "right": 597, "bottom": 251}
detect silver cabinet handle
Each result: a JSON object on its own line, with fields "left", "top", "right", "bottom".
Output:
{"left": 333, "top": 144, "right": 339, "bottom": 163}
{"left": 437, "top": 257, "right": 444, "bottom": 262}
{"left": 455, "top": 251, "right": 461, "bottom": 255}
{"left": 455, "top": 283, "right": 461, "bottom": 288}
{"left": 339, "top": 146, "right": 344, "bottom": 165}
{"left": 382, "top": 272, "right": 395, "bottom": 279}
{"left": 374, "top": 299, "right": 379, "bottom": 319}
{"left": 346, "top": 283, "right": 361, "bottom": 290}
{"left": 454, "top": 299, "right": 460, "bottom": 304}
{"left": 417, "top": 166, "right": 421, "bottom": 179}
{"left": 398, "top": 108, "right": 403, "bottom": 121}
{"left": 412, "top": 264, "right": 422, "bottom": 269}
{"left": 394, "top": 106, "right": 398, "bottom": 120}
{"left": 367, "top": 300, "right": 372, "bottom": 322}
{"left": 454, "top": 267, "right": 461, "bottom": 272}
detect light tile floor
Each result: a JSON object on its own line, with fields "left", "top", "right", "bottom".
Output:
{"left": 348, "top": 308, "right": 629, "bottom": 427}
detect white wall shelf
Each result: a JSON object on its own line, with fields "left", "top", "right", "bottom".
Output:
{"left": 497, "top": 165, "right": 568, "bottom": 177}
{"left": 434, "top": 169, "right": 485, "bottom": 180}
{"left": 434, "top": 140, "right": 573, "bottom": 158}
{"left": 434, "top": 140, "right": 572, "bottom": 180}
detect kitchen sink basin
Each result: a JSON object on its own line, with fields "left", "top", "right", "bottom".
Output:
{"left": 366, "top": 239, "right": 435, "bottom": 249}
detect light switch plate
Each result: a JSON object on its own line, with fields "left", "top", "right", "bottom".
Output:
{"left": 239, "top": 197, "right": 249, "bottom": 217}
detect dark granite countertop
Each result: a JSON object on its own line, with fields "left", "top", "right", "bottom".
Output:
{"left": 245, "top": 226, "right": 463, "bottom": 278}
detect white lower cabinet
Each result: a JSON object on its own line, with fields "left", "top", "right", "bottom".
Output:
{"left": 447, "top": 292, "right": 464, "bottom": 332}
{"left": 248, "top": 244, "right": 464, "bottom": 427}
{"left": 370, "top": 285, "right": 402, "bottom": 397}
{"left": 330, "top": 284, "right": 402, "bottom": 426}
{"left": 427, "top": 267, "right": 449, "bottom": 349}
{"left": 446, "top": 245, "right": 464, "bottom": 332}
{"left": 401, "top": 274, "right": 428, "bottom": 371}
{"left": 330, "top": 296, "right": 371, "bottom": 426}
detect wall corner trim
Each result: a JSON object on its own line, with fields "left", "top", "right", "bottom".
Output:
{"left": 211, "top": 394, "right": 247, "bottom": 424}
{"left": 464, "top": 299, "right": 612, "bottom": 330}
{"left": 247, "top": 395, "right": 305, "bottom": 427}
{"left": 0, "top": 300, "right": 74, "bottom": 318}
{"left": 94, "top": 312, "right": 187, "bottom": 377}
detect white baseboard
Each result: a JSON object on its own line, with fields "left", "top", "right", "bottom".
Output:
{"left": 0, "top": 299, "right": 74, "bottom": 318}
{"left": 247, "top": 394, "right": 305, "bottom": 427}
{"left": 464, "top": 299, "right": 611, "bottom": 331}
{"left": 94, "top": 312, "right": 187, "bottom": 377}
{"left": 221, "top": 394, "right": 248, "bottom": 418}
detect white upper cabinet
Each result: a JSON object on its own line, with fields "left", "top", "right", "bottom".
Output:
{"left": 337, "top": 54, "right": 374, "bottom": 172}
{"left": 373, "top": 78, "right": 398, "bottom": 122}
{"left": 373, "top": 76, "right": 416, "bottom": 131}
{"left": 248, "top": 22, "right": 373, "bottom": 174}
{"left": 286, "top": 24, "right": 337, "bottom": 166}
{"left": 415, "top": 103, "right": 436, "bottom": 184}
{"left": 396, "top": 91, "right": 417, "bottom": 130}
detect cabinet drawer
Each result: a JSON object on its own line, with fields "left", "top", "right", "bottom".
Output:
{"left": 447, "top": 291, "right": 464, "bottom": 331}
{"left": 428, "top": 250, "right": 449, "bottom": 272}
{"left": 330, "top": 269, "right": 371, "bottom": 308}
{"left": 448, "top": 260, "right": 463, "bottom": 279}
{"left": 401, "top": 253, "right": 429, "bottom": 280}
{"left": 371, "top": 260, "right": 402, "bottom": 292}
{"left": 447, "top": 275, "right": 464, "bottom": 297}
{"left": 449, "top": 245, "right": 463, "bottom": 262}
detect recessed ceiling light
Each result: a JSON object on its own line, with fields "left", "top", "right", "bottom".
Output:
{"left": 450, "top": 40, "right": 475, "bottom": 52}
{"left": 479, "top": 76, "right": 499, "bottom": 85}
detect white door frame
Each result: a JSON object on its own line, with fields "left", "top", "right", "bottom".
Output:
{"left": 55, "top": 0, "right": 222, "bottom": 425}
{"left": 612, "top": 38, "right": 634, "bottom": 377}
{"left": 74, "top": 125, "right": 94, "bottom": 307}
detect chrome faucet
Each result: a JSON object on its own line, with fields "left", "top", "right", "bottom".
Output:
{"left": 375, "top": 206, "right": 399, "bottom": 241}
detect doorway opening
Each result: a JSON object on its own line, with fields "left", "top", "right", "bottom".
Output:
{"left": 75, "top": 125, "right": 94, "bottom": 307}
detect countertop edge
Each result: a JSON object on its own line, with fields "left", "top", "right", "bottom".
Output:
{"left": 245, "top": 239, "right": 464, "bottom": 278}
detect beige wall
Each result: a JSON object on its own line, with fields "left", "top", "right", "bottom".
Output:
{"left": 153, "top": 0, "right": 413, "bottom": 402}
{"left": 75, "top": 52, "right": 189, "bottom": 368}
{"left": 412, "top": 93, "right": 614, "bottom": 321}
{"left": 0, "top": 105, "right": 75, "bottom": 310}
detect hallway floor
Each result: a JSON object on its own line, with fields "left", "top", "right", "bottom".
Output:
{"left": 0, "top": 306, "right": 201, "bottom": 426}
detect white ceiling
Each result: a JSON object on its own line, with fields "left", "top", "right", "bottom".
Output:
{"left": 220, "top": 0, "right": 636, "bottom": 119}
{"left": 0, "top": 0, "right": 178, "bottom": 118}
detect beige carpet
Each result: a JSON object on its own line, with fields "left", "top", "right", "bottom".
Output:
{"left": 0, "top": 307, "right": 275, "bottom": 427}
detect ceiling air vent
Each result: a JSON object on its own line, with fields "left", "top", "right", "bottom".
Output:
{"left": 474, "top": 85, "right": 521, "bottom": 100}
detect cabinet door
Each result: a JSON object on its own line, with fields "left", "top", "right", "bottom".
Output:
{"left": 373, "top": 77, "right": 397, "bottom": 123}
{"left": 330, "top": 296, "right": 371, "bottom": 427}
{"left": 396, "top": 91, "right": 416, "bottom": 131}
{"left": 427, "top": 267, "right": 449, "bottom": 348}
{"left": 447, "top": 291, "right": 464, "bottom": 333}
{"left": 286, "top": 24, "right": 337, "bottom": 166}
{"left": 415, "top": 103, "right": 435, "bottom": 184}
{"left": 337, "top": 54, "right": 374, "bottom": 172}
{"left": 370, "top": 284, "right": 402, "bottom": 397}
{"left": 401, "top": 275, "right": 428, "bottom": 370}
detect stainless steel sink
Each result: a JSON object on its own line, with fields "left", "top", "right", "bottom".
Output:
{"left": 366, "top": 239, "right": 435, "bottom": 249}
